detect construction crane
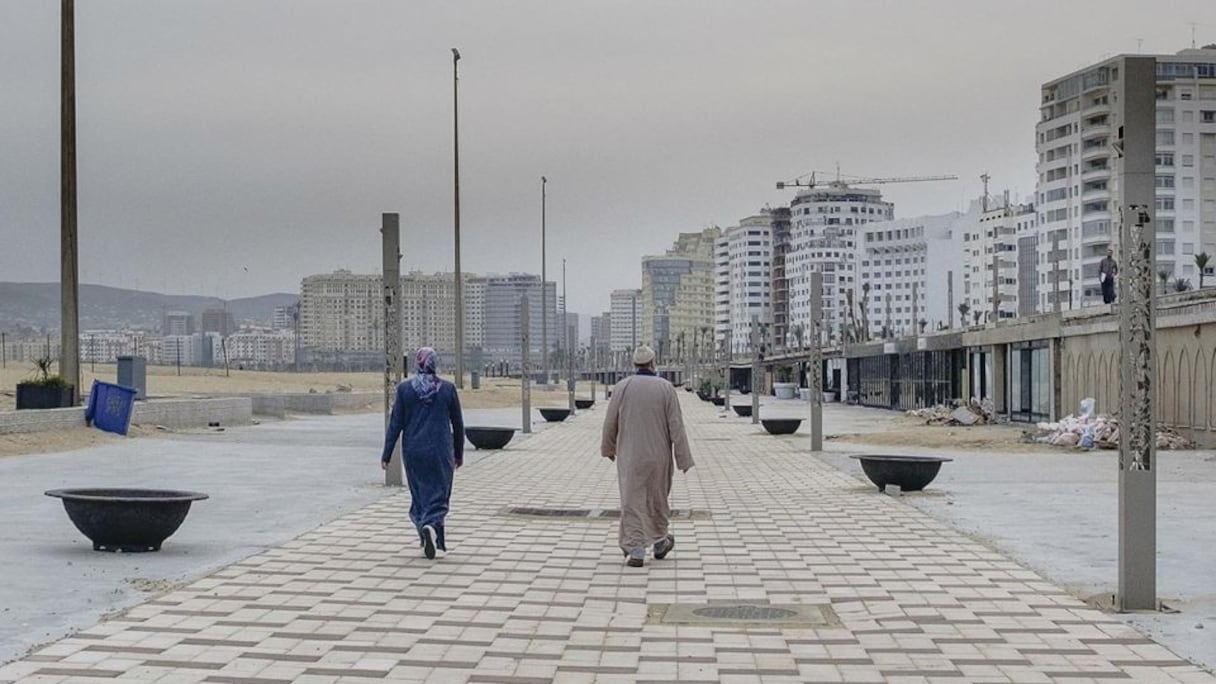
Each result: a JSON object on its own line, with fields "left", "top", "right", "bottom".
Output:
{"left": 776, "top": 170, "right": 957, "bottom": 191}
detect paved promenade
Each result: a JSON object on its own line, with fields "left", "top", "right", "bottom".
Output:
{"left": 2, "top": 394, "right": 1212, "bottom": 683}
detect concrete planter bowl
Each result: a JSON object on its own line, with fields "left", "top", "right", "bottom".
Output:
{"left": 761, "top": 418, "right": 802, "bottom": 435}
{"left": 45, "top": 488, "right": 209, "bottom": 552}
{"left": 538, "top": 408, "right": 572, "bottom": 422}
{"left": 850, "top": 454, "right": 953, "bottom": 493}
{"left": 574, "top": 399, "right": 595, "bottom": 410}
{"left": 464, "top": 426, "right": 516, "bottom": 450}
{"left": 732, "top": 404, "right": 752, "bottom": 417}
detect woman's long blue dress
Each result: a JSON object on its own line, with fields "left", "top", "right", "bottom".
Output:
{"left": 381, "top": 379, "right": 464, "bottom": 549}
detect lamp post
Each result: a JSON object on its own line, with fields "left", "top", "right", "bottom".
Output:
{"left": 452, "top": 47, "right": 464, "bottom": 388}
{"left": 541, "top": 176, "right": 548, "bottom": 386}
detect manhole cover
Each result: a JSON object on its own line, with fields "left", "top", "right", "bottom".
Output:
{"left": 506, "top": 507, "right": 590, "bottom": 517}
{"left": 692, "top": 605, "right": 798, "bottom": 620}
{"left": 503, "top": 508, "right": 711, "bottom": 520}
{"left": 649, "top": 602, "right": 838, "bottom": 628}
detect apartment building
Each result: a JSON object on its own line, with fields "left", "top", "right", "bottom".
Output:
{"left": 858, "top": 212, "right": 965, "bottom": 338}
{"left": 640, "top": 226, "right": 719, "bottom": 361}
{"left": 1036, "top": 46, "right": 1216, "bottom": 309}
{"left": 481, "top": 274, "right": 557, "bottom": 367}
{"left": 609, "top": 289, "right": 642, "bottom": 354}
{"left": 785, "top": 185, "right": 892, "bottom": 346}
{"left": 961, "top": 196, "right": 1037, "bottom": 322}
{"left": 714, "top": 212, "right": 774, "bottom": 353}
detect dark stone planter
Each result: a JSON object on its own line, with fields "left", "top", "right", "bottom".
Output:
{"left": 465, "top": 426, "right": 516, "bottom": 450}
{"left": 850, "top": 454, "right": 953, "bottom": 493}
{"left": 761, "top": 418, "right": 802, "bottom": 435}
{"left": 732, "top": 404, "right": 752, "bottom": 417}
{"left": 539, "top": 408, "right": 571, "bottom": 422}
{"left": 574, "top": 399, "right": 594, "bottom": 410}
{"left": 710, "top": 396, "right": 725, "bottom": 406}
{"left": 45, "top": 488, "right": 209, "bottom": 552}
{"left": 697, "top": 392, "right": 711, "bottom": 402}
{"left": 16, "top": 383, "right": 75, "bottom": 410}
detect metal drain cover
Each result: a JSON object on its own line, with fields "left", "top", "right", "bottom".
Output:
{"left": 649, "top": 602, "right": 838, "bottom": 628}
{"left": 503, "top": 507, "right": 711, "bottom": 520}
{"left": 693, "top": 605, "right": 798, "bottom": 620}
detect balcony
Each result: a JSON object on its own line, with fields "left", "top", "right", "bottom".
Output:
{"left": 1081, "top": 123, "right": 1110, "bottom": 139}
{"left": 1082, "top": 101, "right": 1111, "bottom": 117}
{"left": 1082, "top": 166, "right": 1111, "bottom": 181}
{"left": 1081, "top": 145, "right": 1109, "bottom": 162}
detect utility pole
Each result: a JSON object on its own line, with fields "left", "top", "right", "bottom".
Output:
{"left": 452, "top": 48, "right": 464, "bottom": 388}
{"left": 60, "top": 0, "right": 80, "bottom": 403}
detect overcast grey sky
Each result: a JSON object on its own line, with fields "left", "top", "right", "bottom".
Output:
{"left": 0, "top": 1, "right": 1211, "bottom": 315}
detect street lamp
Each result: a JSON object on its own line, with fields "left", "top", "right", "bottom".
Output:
{"left": 541, "top": 176, "right": 548, "bottom": 385}
{"left": 452, "top": 47, "right": 464, "bottom": 388}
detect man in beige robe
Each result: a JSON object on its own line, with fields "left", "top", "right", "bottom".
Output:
{"left": 601, "top": 345, "right": 694, "bottom": 567}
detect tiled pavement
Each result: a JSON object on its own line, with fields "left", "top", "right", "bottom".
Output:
{"left": 3, "top": 394, "right": 1212, "bottom": 683}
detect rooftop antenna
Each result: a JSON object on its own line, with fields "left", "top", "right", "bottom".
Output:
{"left": 980, "top": 172, "right": 991, "bottom": 212}
{"left": 1189, "top": 22, "right": 1197, "bottom": 49}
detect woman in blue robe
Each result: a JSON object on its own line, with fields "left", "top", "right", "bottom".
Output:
{"left": 381, "top": 347, "right": 465, "bottom": 559}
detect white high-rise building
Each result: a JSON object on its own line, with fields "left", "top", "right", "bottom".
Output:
{"left": 785, "top": 185, "right": 892, "bottom": 345}
{"left": 299, "top": 271, "right": 383, "bottom": 352}
{"left": 857, "top": 212, "right": 965, "bottom": 338}
{"left": 609, "top": 289, "right": 642, "bottom": 353}
{"left": 714, "top": 212, "right": 773, "bottom": 354}
{"left": 962, "top": 196, "right": 1037, "bottom": 323}
{"left": 1036, "top": 46, "right": 1216, "bottom": 309}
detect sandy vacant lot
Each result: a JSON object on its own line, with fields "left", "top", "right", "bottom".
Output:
{"left": 829, "top": 413, "right": 1052, "bottom": 453}
{"left": 0, "top": 363, "right": 587, "bottom": 411}
{"left": 1, "top": 362, "right": 593, "bottom": 456}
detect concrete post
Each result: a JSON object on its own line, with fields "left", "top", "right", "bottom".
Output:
{"left": 722, "top": 330, "right": 731, "bottom": 414}
{"left": 991, "top": 252, "right": 1000, "bottom": 324}
{"left": 1116, "top": 56, "right": 1157, "bottom": 612}
{"left": 912, "top": 281, "right": 919, "bottom": 336}
{"left": 1053, "top": 232, "right": 1062, "bottom": 314}
{"left": 567, "top": 323, "right": 576, "bottom": 414}
{"left": 884, "top": 293, "right": 892, "bottom": 338}
{"left": 521, "top": 295, "right": 532, "bottom": 434}
{"left": 810, "top": 272, "right": 823, "bottom": 451}
{"left": 947, "top": 271, "right": 954, "bottom": 329}
{"left": 750, "top": 315, "right": 760, "bottom": 423}
{"left": 381, "top": 213, "right": 403, "bottom": 487}
{"left": 60, "top": 0, "right": 80, "bottom": 404}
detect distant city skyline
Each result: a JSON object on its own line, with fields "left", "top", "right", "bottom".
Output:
{"left": 0, "top": 1, "right": 1211, "bottom": 316}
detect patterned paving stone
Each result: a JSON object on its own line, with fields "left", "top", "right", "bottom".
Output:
{"left": 1, "top": 395, "right": 1211, "bottom": 683}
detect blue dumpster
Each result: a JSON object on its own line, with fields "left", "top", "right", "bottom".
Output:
{"left": 85, "top": 380, "right": 137, "bottom": 436}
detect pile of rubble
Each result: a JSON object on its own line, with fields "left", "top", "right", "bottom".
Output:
{"left": 907, "top": 398, "right": 998, "bottom": 426}
{"left": 1032, "top": 400, "right": 1194, "bottom": 450}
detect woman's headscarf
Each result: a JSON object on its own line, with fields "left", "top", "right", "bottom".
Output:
{"left": 411, "top": 347, "right": 442, "bottom": 403}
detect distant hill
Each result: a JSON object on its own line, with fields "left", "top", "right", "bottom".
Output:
{"left": 0, "top": 283, "right": 298, "bottom": 333}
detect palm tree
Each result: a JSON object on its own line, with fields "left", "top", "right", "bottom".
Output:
{"left": 792, "top": 324, "right": 805, "bottom": 351}
{"left": 859, "top": 282, "right": 872, "bottom": 342}
{"left": 1159, "top": 270, "right": 1171, "bottom": 295}
{"left": 1196, "top": 253, "right": 1210, "bottom": 289}
{"left": 958, "top": 302, "right": 971, "bottom": 326}
{"left": 1172, "top": 278, "right": 1192, "bottom": 293}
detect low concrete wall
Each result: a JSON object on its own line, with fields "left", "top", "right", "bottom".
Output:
{"left": 0, "top": 397, "right": 252, "bottom": 435}
{"left": 132, "top": 398, "right": 252, "bottom": 430}
{"left": 247, "top": 392, "right": 379, "bottom": 416}
{"left": 0, "top": 407, "right": 86, "bottom": 434}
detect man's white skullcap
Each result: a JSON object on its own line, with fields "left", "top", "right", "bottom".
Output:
{"left": 632, "top": 345, "right": 656, "bottom": 365}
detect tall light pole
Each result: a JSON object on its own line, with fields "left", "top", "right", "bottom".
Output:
{"left": 541, "top": 176, "right": 548, "bottom": 386}
{"left": 60, "top": 0, "right": 80, "bottom": 403}
{"left": 451, "top": 47, "right": 464, "bottom": 388}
